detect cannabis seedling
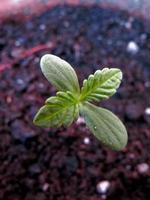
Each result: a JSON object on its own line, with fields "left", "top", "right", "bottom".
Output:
{"left": 33, "top": 54, "right": 128, "bottom": 151}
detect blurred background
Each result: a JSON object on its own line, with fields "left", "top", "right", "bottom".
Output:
{"left": 0, "top": 0, "right": 150, "bottom": 200}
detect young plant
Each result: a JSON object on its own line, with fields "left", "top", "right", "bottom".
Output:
{"left": 33, "top": 54, "right": 128, "bottom": 151}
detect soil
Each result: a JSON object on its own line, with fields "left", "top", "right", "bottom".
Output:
{"left": 0, "top": 5, "right": 150, "bottom": 200}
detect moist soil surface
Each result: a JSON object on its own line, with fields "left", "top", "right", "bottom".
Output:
{"left": 0, "top": 5, "right": 150, "bottom": 200}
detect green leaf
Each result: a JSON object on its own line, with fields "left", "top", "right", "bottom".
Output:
{"left": 33, "top": 91, "right": 79, "bottom": 128}
{"left": 80, "top": 103, "right": 128, "bottom": 151}
{"left": 40, "top": 54, "right": 80, "bottom": 93}
{"left": 80, "top": 68, "right": 122, "bottom": 102}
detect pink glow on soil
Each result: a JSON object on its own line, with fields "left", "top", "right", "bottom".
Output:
{"left": 0, "top": 0, "right": 150, "bottom": 21}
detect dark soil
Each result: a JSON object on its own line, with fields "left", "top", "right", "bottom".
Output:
{"left": 0, "top": 5, "right": 150, "bottom": 200}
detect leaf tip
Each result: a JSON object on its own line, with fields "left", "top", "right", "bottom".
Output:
{"left": 33, "top": 107, "right": 45, "bottom": 127}
{"left": 40, "top": 54, "right": 52, "bottom": 70}
{"left": 33, "top": 114, "right": 39, "bottom": 126}
{"left": 113, "top": 134, "right": 128, "bottom": 151}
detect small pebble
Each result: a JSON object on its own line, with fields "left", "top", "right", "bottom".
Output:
{"left": 14, "top": 78, "right": 28, "bottom": 92}
{"left": 15, "top": 41, "right": 21, "bottom": 47}
{"left": 126, "top": 165, "right": 131, "bottom": 170}
{"left": 137, "top": 163, "right": 149, "bottom": 174}
{"left": 6, "top": 96, "right": 12, "bottom": 104}
{"left": 101, "top": 194, "right": 107, "bottom": 200}
{"left": 125, "top": 103, "right": 143, "bottom": 120}
{"left": 76, "top": 117, "right": 85, "bottom": 125}
{"left": 144, "top": 81, "right": 150, "bottom": 88}
{"left": 38, "top": 83, "right": 45, "bottom": 89}
{"left": 144, "top": 108, "right": 150, "bottom": 124}
{"left": 16, "top": 78, "right": 24, "bottom": 85}
{"left": 124, "top": 21, "right": 132, "bottom": 29}
{"left": 34, "top": 57, "right": 40, "bottom": 63}
{"left": 140, "top": 33, "right": 147, "bottom": 41}
{"left": 127, "top": 41, "right": 139, "bottom": 54}
{"left": 42, "top": 183, "right": 49, "bottom": 191}
{"left": 29, "top": 164, "right": 41, "bottom": 175}
{"left": 11, "top": 48, "right": 22, "bottom": 58}
{"left": 83, "top": 137, "right": 90, "bottom": 145}
{"left": 128, "top": 153, "right": 135, "bottom": 159}
{"left": 15, "top": 37, "right": 26, "bottom": 47}
{"left": 96, "top": 180, "right": 110, "bottom": 194}
{"left": 124, "top": 17, "right": 134, "bottom": 30}
{"left": 63, "top": 21, "right": 70, "bottom": 28}
{"left": 145, "top": 108, "right": 150, "bottom": 115}
{"left": 39, "top": 24, "right": 46, "bottom": 30}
